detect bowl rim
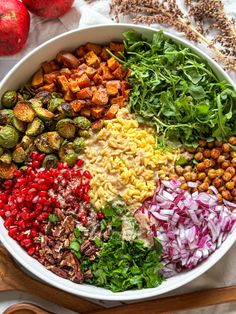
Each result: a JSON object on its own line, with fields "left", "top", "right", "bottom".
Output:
{"left": 0, "top": 23, "right": 236, "bottom": 301}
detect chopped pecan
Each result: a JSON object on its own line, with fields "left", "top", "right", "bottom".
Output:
{"left": 55, "top": 207, "right": 65, "bottom": 221}
{"left": 47, "top": 266, "right": 68, "bottom": 279}
{"left": 80, "top": 240, "right": 97, "bottom": 256}
{"left": 84, "top": 269, "right": 93, "bottom": 279}
{"left": 61, "top": 215, "right": 75, "bottom": 234}
{"left": 52, "top": 225, "right": 64, "bottom": 238}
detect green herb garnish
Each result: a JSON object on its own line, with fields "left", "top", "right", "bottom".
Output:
{"left": 48, "top": 214, "right": 59, "bottom": 223}
{"left": 123, "top": 30, "right": 236, "bottom": 147}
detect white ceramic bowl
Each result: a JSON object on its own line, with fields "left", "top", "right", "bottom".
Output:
{"left": 0, "top": 24, "right": 236, "bottom": 301}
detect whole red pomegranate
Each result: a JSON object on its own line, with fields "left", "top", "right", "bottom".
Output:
{"left": 0, "top": 0, "right": 30, "bottom": 56}
{"left": 22, "top": 0, "right": 74, "bottom": 18}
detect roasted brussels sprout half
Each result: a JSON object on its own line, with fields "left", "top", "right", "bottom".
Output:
{"left": 29, "top": 98, "right": 43, "bottom": 109}
{"left": 0, "top": 126, "right": 19, "bottom": 148}
{"left": 12, "top": 147, "right": 27, "bottom": 163}
{"left": 62, "top": 151, "right": 78, "bottom": 166}
{"left": 0, "top": 109, "right": 14, "bottom": 126}
{"left": 34, "top": 91, "right": 52, "bottom": 104}
{"left": 0, "top": 162, "right": 17, "bottom": 179}
{"left": 12, "top": 117, "right": 27, "bottom": 132}
{"left": 73, "top": 116, "right": 91, "bottom": 130}
{"left": 56, "top": 119, "right": 76, "bottom": 139}
{"left": 20, "top": 135, "right": 34, "bottom": 150}
{"left": 48, "top": 97, "right": 64, "bottom": 112}
{"left": 0, "top": 152, "right": 12, "bottom": 164}
{"left": 26, "top": 118, "right": 45, "bottom": 136}
{"left": 60, "top": 102, "right": 76, "bottom": 117}
{"left": 18, "top": 84, "right": 36, "bottom": 100}
{"left": 34, "top": 107, "right": 54, "bottom": 121}
{"left": 35, "top": 133, "right": 53, "bottom": 154}
{"left": 47, "top": 132, "right": 61, "bottom": 150}
{"left": 13, "top": 101, "right": 35, "bottom": 122}
{"left": 72, "top": 137, "right": 85, "bottom": 153}
{"left": 42, "top": 154, "right": 59, "bottom": 169}
{"left": 1, "top": 90, "right": 17, "bottom": 109}
{"left": 78, "top": 130, "right": 90, "bottom": 138}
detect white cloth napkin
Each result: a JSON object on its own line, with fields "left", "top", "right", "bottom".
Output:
{"left": 1, "top": 1, "right": 236, "bottom": 313}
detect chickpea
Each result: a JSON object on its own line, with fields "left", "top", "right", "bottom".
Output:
{"left": 185, "top": 147, "right": 196, "bottom": 153}
{"left": 230, "top": 151, "right": 236, "bottom": 158}
{"left": 222, "top": 143, "right": 231, "bottom": 153}
{"left": 231, "top": 158, "right": 236, "bottom": 167}
{"left": 191, "top": 172, "right": 197, "bottom": 181}
{"left": 210, "top": 159, "right": 216, "bottom": 167}
{"left": 225, "top": 181, "right": 235, "bottom": 190}
{"left": 210, "top": 148, "right": 221, "bottom": 160}
{"left": 216, "top": 169, "right": 224, "bottom": 177}
{"left": 222, "top": 160, "right": 231, "bottom": 169}
{"left": 197, "top": 147, "right": 204, "bottom": 153}
{"left": 207, "top": 141, "right": 215, "bottom": 148}
{"left": 217, "top": 194, "right": 223, "bottom": 203}
{"left": 178, "top": 176, "right": 185, "bottom": 182}
{"left": 184, "top": 172, "right": 192, "bottom": 181}
{"left": 204, "top": 177, "right": 211, "bottom": 184}
{"left": 175, "top": 165, "right": 184, "bottom": 175}
{"left": 199, "top": 182, "right": 209, "bottom": 191}
{"left": 222, "top": 190, "right": 232, "bottom": 201}
{"left": 212, "top": 177, "right": 223, "bottom": 188}
{"left": 222, "top": 172, "right": 233, "bottom": 182}
{"left": 232, "top": 176, "right": 236, "bottom": 184}
{"left": 184, "top": 165, "right": 192, "bottom": 172}
{"left": 231, "top": 188, "right": 236, "bottom": 197}
{"left": 169, "top": 174, "right": 178, "bottom": 180}
{"left": 196, "top": 162, "right": 206, "bottom": 172}
{"left": 203, "top": 159, "right": 212, "bottom": 168}
{"left": 217, "top": 155, "right": 226, "bottom": 164}
{"left": 207, "top": 169, "right": 217, "bottom": 179}
{"left": 219, "top": 186, "right": 226, "bottom": 193}
{"left": 226, "top": 167, "right": 236, "bottom": 176}
{"left": 203, "top": 149, "right": 211, "bottom": 158}
{"left": 194, "top": 152, "right": 204, "bottom": 161}
{"left": 215, "top": 140, "right": 223, "bottom": 147}
{"left": 229, "top": 137, "right": 236, "bottom": 146}
{"left": 197, "top": 172, "right": 206, "bottom": 181}
{"left": 199, "top": 139, "right": 207, "bottom": 147}
{"left": 180, "top": 183, "right": 188, "bottom": 190}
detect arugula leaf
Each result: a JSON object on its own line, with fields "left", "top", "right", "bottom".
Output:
{"left": 123, "top": 30, "right": 236, "bottom": 147}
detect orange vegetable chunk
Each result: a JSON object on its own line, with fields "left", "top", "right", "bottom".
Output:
{"left": 92, "top": 87, "right": 108, "bottom": 106}
{"left": 84, "top": 51, "right": 100, "bottom": 68}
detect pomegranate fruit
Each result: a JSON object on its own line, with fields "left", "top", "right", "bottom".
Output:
{"left": 0, "top": 0, "right": 30, "bottom": 56}
{"left": 22, "top": 0, "right": 74, "bottom": 18}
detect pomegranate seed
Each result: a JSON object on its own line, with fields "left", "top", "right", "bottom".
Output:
{"left": 4, "top": 217, "right": 14, "bottom": 228}
{"left": 21, "top": 238, "right": 33, "bottom": 248}
{"left": 13, "top": 170, "right": 22, "bottom": 177}
{"left": 38, "top": 153, "right": 46, "bottom": 161}
{"left": 8, "top": 226, "right": 18, "bottom": 238}
{"left": 81, "top": 218, "right": 87, "bottom": 225}
{"left": 83, "top": 194, "right": 90, "bottom": 202}
{"left": 83, "top": 170, "right": 92, "bottom": 179}
{"left": 38, "top": 191, "right": 48, "bottom": 197}
{"left": 78, "top": 212, "right": 86, "bottom": 218}
{"left": 27, "top": 246, "right": 36, "bottom": 256}
{"left": 17, "top": 233, "right": 26, "bottom": 241}
{"left": 97, "top": 211, "right": 104, "bottom": 219}
{"left": 76, "top": 159, "right": 84, "bottom": 167}
{"left": 31, "top": 151, "right": 39, "bottom": 160}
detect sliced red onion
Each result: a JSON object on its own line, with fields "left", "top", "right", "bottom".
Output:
{"left": 136, "top": 180, "right": 236, "bottom": 276}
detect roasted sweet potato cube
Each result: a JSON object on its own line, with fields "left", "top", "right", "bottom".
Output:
{"left": 85, "top": 66, "right": 97, "bottom": 78}
{"left": 84, "top": 51, "right": 100, "bottom": 68}
{"left": 69, "top": 79, "right": 81, "bottom": 93}
{"left": 91, "top": 107, "right": 104, "bottom": 119}
{"left": 57, "top": 75, "right": 70, "bottom": 92}
{"left": 91, "top": 119, "right": 104, "bottom": 131}
{"left": 93, "top": 73, "right": 103, "bottom": 85}
{"left": 85, "top": 43, "right": 102, "bottom": 55}
{"left": 111, "top": 96, "right": 125, "bottom": 107}
{"left": 113, "top": 65, "right": 126, "bottom": 80}
{"left": 104, "top": 104, "right": 119, "bottom": 119}
{"left": 60, "top": 52, "right": 80, "bottom": 68}
{"left": 101, "top": 66, "right": 114, "bottom": 81}
{"left": 56, "top": 51, "right": 66, "bottom": 63}
{"left": 100, "top": 47, "right": 110, "bottom": 61}
{"left": 80, "top": 107, "right": 91, "bottom": 117}
{"left": 42, "top": 61, "right": 59, "bottom": 74}
{"left": 77, "top": 73, "right": 91, "bottom": 88}
{"left": 70, "top": 99, "right": 85, "bottom": 113}
{"left": 64, "top": 90, "right": 75, "bottom": 102}
{"left": 77, "top": 87, "right": 93, "bottom": 99}
{"left": 107, "top": 57, "right": 120, "bottom": 71}
{"left": 76, "top": 45, "right": 86, "bottom": 57}
{"left": 44, "top": 72, "right": 59, "bottom": 84}
{"left": 37, "top": 83, "right": 55, "bottom": 93}
{"left": 32, "top": 68, "right": 44, "bottom": 87}
{"left": 109, "top": 42, "right": 124, "bottom": 52}
{"left": 60, "top": 68, "right": 71, "bottom": 78}
{"left": 106, "top": 80, "right": 121, "bottom": 96}
{"left": 92, "top": 88, "right": 108, "bottom": 106}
